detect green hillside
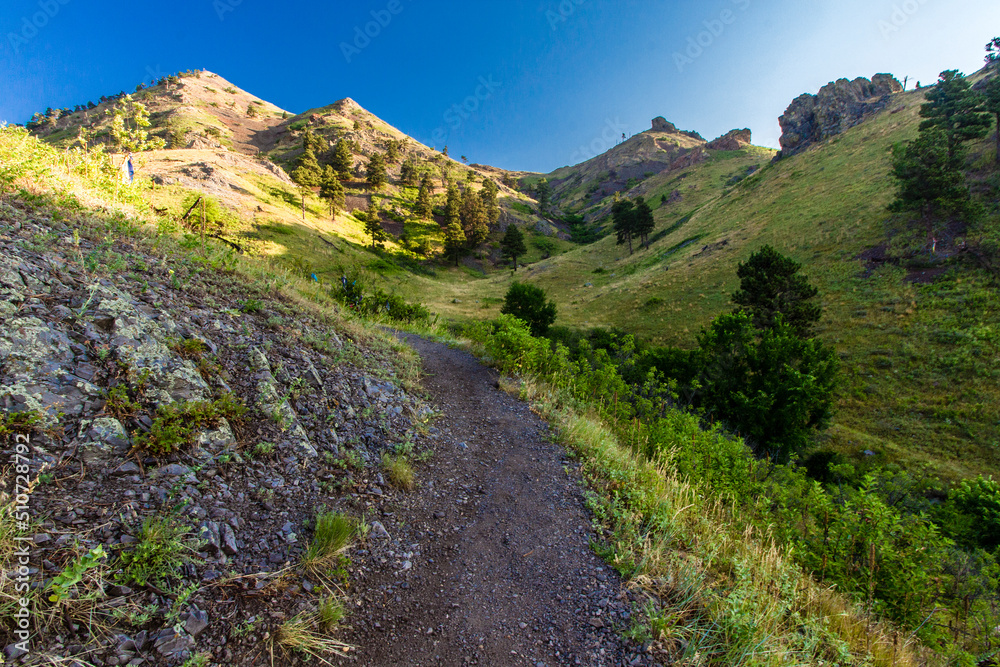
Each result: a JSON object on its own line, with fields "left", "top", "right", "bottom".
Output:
{"left": 447, "top": 71, "right": 999, "bottom": 486}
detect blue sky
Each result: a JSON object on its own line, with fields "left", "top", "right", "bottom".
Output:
{"left": 1, "top": 0, "right": 998, "bottom": 172}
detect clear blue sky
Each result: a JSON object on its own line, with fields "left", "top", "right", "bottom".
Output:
{"left": 2, "top": 0, "right": 998, "bottom": 172}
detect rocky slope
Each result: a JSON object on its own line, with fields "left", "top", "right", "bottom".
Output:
{"left": 0, "top": 195, "right": 433, "bottom": 665}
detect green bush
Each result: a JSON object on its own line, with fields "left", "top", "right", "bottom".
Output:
{"left": 136, "top": 394, "right": 246, "bottom": 455}
{"left": 945, "top": 476, "right": 1000, "bottom": 550}
{"left": 500, "top": 281, "right": 557, "bottom": 337}
{"left": 693, "top": 311, "right": 839, "bottom": 460}
{"left": 118, "top": 516, "right": 200, "bottom": 586}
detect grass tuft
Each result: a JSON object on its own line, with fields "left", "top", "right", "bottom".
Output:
{"left": 303, "top": 511, "right": 356, "bottom": 570}
{"left": 382, "top": 453, "right": 415, "bottom": 491}
{"left": 275, "top": 609, "right": 352, "bottom": 663}
{"left": 118, "top": 515, "right": 201, "bottom": 587}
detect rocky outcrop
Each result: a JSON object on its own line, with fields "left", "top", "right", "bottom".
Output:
{"left": 651, "top": 116, "right": 676, "bottom": 133}
{"left": 650, "top": 117, "right": 706, "bottom": 141}
{"left": 707, "top": 128, "right": 752, "bottom": 151}
{"left": 778, "top": 74, "right": 902, "bottom": 156}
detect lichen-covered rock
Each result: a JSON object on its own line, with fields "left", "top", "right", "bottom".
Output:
{"left": 778, "top": 74, "right": 902, "bottom": 156}
{"left": 249, "top": 346, "right": 316, "bottom": 458}
{"left": 94, "top": 291, "right": 210, "bottom": 406}
{"left": 0, "top": 316, "right": 74, "bottom": 378}
{"left": 76, "top": 417, "right": 130, "bottom": 465}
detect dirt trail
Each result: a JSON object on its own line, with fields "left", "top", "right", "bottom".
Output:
{"left": 338, "top": 335, "right": 649, "bottom": 666}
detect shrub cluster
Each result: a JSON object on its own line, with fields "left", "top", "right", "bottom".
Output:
{"left": 333, "top": 274, "right": 430, "bottom": 325}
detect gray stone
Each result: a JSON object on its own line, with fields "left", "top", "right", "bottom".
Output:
{"left": 3, "top": 643, "right": 28, "bottom": 661}
{"left": 220, "top": 523, "right": 238, "bottom": 556}
{"left": 113, "top": 462, "right": 141, "bottom": 476}
{"left": 183, "top": 610, "right": 209, "bottom": 637}
{"left": 154, "top": 464, "right": 191, "bottom": 478}
{"left": 370, "top": 521, "right": 391, "bottom": 540}
{"left": 198, "top": 521, "right": 221, "bottom": 554}
{"left": 153, "top": 627, "right": 194, "bottom": 657}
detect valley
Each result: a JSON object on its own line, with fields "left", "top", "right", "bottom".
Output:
{"left": 2, "top": 53, "right": 1000, "bottom": 666}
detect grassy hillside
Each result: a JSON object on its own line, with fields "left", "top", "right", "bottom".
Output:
{"left": 28, "top": 70, "right": 552, "bottom": 281}
{"left": 500, "top": 72, "right": 1000, "bottom": 485}
{"left": 27, "top": 67, "right": 1000, "bottom": 486}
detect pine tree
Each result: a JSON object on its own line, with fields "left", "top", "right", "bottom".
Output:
{"left": 461, "top": 188, "right": 489, "bottom": 247}
{"left": 331, "top": 139, "right": 353, "bottom": 181}
{"left": 985, "top": 75, "right": 1000, "bottom": 164}
{"left": 366, "top": 152, "right": 388, "bottom": 191}
{"left": 108, "top": 95, "right": 165, "bottom": 152}
{"left": 535, "top": 179, "right": 551, "bottom": 214}
{"left": 890, "top": 126, "right": 971, "bottom": 235}
{"left": 400, "top": 160, "right": 419, "bottom": 187}
{"left": 500, "top": 224, "right": 527, "bottom": 270}
{"left": 362, "top": 202, "right": 389, "bottom": 250}
{"left": 987, "top": 36, "right": 1000, "bottom": 66}
{"left": 292, "top": 147, "right": 322, "bottom": 188}
{"left": 480, "top": 178, "right": 501, "bottom": 226}
{"left": 612, "top": 199, "right": 636, "bottom": 254}
{"left": 320, "top": 166, "right": 346, "bottom": 218}
{"left": 443, "top": 222, "right": 466, "bottom": 266}
{"left": 920, "top": 70, "right": 992, "bottom": 158}
{"left": 302, "top": 127, "right": 326, "bottom": 154}
{"left": 731, "top": 245, "right": 821, "bottom": 338}
{"left": 385, "top": 139, "right": 403, "bottom": 164}
{"left": 445, "top": 185, "right": 462, "bottom": 228}
{"left": 695, "top": 310, "right": 838, "bottom": 460}
{"left": 501, "top": 282, "right": 557, "bottom": 337}
{"left": 633, "top": 197, "right": 655, "bottom": 248}
{"left": 414, "top": 173, "right": 434, "bottom": 218}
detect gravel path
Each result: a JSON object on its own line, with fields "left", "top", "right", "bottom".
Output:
{"left": 338, "top": 335, "right": 650, "bottom": 666}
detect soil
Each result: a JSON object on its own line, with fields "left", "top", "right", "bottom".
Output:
{"left": 337, "top": 335, "right": 650, "bottom": 667}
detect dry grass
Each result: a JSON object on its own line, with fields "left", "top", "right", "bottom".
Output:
{"left": 274, "top": 609, "right": 353, "bottom": 663}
